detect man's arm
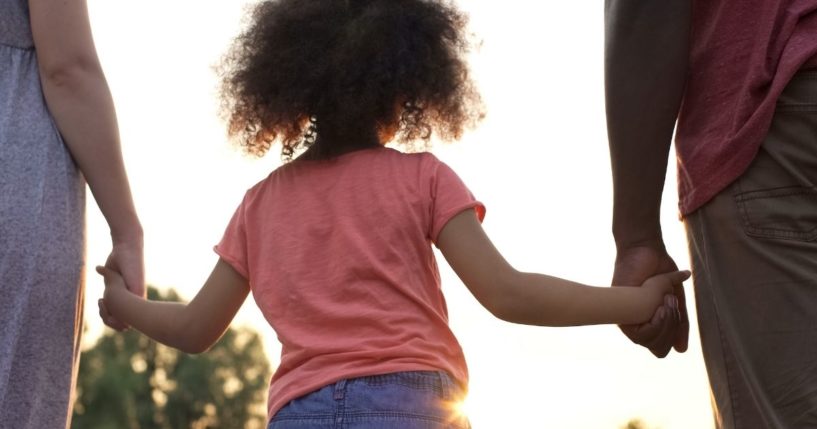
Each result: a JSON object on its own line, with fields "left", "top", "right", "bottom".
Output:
{"left": 604, "top": 0, "right": 692, "bottom": 357}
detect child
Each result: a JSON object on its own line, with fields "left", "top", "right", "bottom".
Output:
{"left": 97, "top": 0, "right": 688, "bottom": 427}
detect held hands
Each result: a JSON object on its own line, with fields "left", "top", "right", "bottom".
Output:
{"left": 96, "top": 264, "right": 132, "bottom": 331}
{"left": 613, "top": 245, "right": 690, "bottom": 358}
{"left": 107, "top": 239, "right": 145, "bottom": 298}
{"left": 97, "top": 238, "right": 145, "bottom": 331}
{"left": 639, "top": 269, "right": 690, "bottom": 326}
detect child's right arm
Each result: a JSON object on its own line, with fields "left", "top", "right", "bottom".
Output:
{"left": 96, "top": 259, "right": 250, "bottom": 354}
{"left": 437, "top": 210, "right": 688, "bottom": 327}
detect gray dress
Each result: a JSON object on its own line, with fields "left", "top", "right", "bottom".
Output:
{"left": 0, "top": 0, "right": 86, "bottom": 428}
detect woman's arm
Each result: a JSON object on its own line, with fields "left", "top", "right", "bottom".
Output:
{"left": 97, "top": 259, "right": 251, "bottom": 354}
{"left": 29, "top": 0, "right": 144, "bottom": 298}
{"left": 437, "top": 210, "right": 687, "bottom": 326}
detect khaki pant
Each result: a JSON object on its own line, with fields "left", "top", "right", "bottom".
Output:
{"left": 685, "top": 71, "right": 817, "bottom": 429}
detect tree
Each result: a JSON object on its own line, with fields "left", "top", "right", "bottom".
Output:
{"left": 620, "top": 419, "right": 660, "bottom": 429}
{"left": 72, "top": 287, "right": 271, "bottom": 429}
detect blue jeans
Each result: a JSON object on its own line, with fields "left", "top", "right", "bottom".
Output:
{"left": 268, "top": 371, "right": 472, "bottom": 429}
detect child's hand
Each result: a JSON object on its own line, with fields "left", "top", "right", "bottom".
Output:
{"left": 96, "top": 265, "right": 130, "bottom": 331}
{"left": 640, "top": 270, "right": 691, "bottom": 323}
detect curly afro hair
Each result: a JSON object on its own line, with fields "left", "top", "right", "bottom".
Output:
{"left": 220, "top": 0, "right": 483, "bottom": 160}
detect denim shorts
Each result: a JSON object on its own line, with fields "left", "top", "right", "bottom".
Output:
{"left": 267, "top": 371, "right": 472, "bottom": 429}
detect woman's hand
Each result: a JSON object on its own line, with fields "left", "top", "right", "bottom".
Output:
{"left": 106, "top": 237, "right": 145, "bottom": 298}
{"left": 96, "top": 265, "right": 130, "bottom": 331}
{"left": 96, "top": 236, "right": 144, "bottom": 331}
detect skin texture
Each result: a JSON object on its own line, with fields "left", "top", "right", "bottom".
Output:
{"left": 99, "top": 260, "right": 249, "bottom": 354}
{"left": 97, "top": 209, "right": 689, "bottom": 353}
{"left": 604, "top": 0, "right": 692, "bottom": 357}
{"left": 28, "top": 0, "right": 144, "bottom": 330}
{"left": 437, "top": 211, "right": 688, "bottom": 327}
{"left": 95, "top": 0, "right": 688, "bottom": 356}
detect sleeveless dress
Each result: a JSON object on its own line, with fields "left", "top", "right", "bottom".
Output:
{"left": 0, "top": 1, "right": 86, "bottom": 428}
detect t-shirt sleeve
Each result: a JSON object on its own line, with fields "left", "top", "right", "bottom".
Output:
{"left": 213, "top": 194, "right": 251, "bottom": 280}
{"left": 428, "top": 158, "right": 486, "bottom": 245}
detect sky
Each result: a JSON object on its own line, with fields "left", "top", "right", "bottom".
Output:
{"left": 83, "top": 1, "right": 714, "bottom": 428}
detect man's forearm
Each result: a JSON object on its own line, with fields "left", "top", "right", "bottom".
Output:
{"left": 605, "top": 0, "right": 691, "bottom": 249}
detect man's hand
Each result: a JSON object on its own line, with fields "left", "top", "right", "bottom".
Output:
{"left": 613, "top": 245, "right": 689, "bottom": 357}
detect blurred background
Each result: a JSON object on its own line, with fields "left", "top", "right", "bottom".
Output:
{"left": 73, "top": 1, "right": 713, "bottom": 428}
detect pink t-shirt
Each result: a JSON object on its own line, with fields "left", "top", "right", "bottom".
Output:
{"left": 214, "top": 147, "right": 485, "bottom": 419}
{"left": 676, "top": 0, "right": 817, "bottom": 214}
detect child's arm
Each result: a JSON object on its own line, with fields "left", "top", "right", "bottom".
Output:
{"left": 96, "top": 259, "right": 250, "bottom": 354}
{"left": 437, "top": 210, "right": 688, "bottom": 327}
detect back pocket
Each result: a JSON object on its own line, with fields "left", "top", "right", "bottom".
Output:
{"left": 735, "top": 186, "right": 817, "bottom": 241}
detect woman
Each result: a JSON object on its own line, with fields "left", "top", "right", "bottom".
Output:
{"left": 0, "top": 0, "right": 143, "bottom": 427}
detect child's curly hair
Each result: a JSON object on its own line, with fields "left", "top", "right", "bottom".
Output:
{"left": 220, "top": 0, "right": 483, "bottom": 160}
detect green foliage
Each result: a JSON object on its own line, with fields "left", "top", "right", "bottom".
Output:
{"left": 72, "top": 287, "right": 271, "bottom": 429}
{"left": 620, "top": 419, "right": 660, "bottom": 429}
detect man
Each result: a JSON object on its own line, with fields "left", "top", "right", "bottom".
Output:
{"left": 604, "top": 1, "right": 817, "bottom": 428}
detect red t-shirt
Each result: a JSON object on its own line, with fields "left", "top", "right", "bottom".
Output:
{"left": 676, "top": 0, "right": 817, "bottom": 214}
{"left": 214, "top": 148, "right": 484, "bottom": 419}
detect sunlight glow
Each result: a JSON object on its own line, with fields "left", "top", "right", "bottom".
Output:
{"left": 80, "top": 1, "right": 712, "bottom": 427}
{"left": 452, "top": 396, "right": 472, "bottom": 422}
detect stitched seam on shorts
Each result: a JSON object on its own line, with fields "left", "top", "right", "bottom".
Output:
{"left": 713, "top": 284, "right": 741, "bottom": 429}
{"left": 360, "top": 373, "right": 444, "bottom": 393}
{"left": 741, "top": 226, "right": 817, "bottom": 240}
{"left": 735, "top": 187, "right": 817, "bottom": 202}
{"left": 694, "top": 210, "right": 740, "bottom": 429}
{"left": 269, "top": 415, "right": 335, "bottom": 423}
{"left": 333, "top": 379, "right": 347, "bottom": 428}
{"left": 270, "top": 411, "right": 468, "bottom": 428}
{"left": 343, "top": 411, "right": 469, "bottom": 428}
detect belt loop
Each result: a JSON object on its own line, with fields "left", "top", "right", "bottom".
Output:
{"left": 437, "top": 371, "right": 451, "bottom": 399}
{"left": 333, "top": 378, "right": 348, "bottom": 400}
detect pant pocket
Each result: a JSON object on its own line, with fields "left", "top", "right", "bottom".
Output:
{"left": 735, "top": 186, "right": 817, "bottom": 241}
{"left": 734, "top": 70, "right": 817, "bottom": 242}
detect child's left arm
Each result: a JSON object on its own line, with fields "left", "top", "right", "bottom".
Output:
{"left": 96, "top": 258, "right": 250, "bottom": 354}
